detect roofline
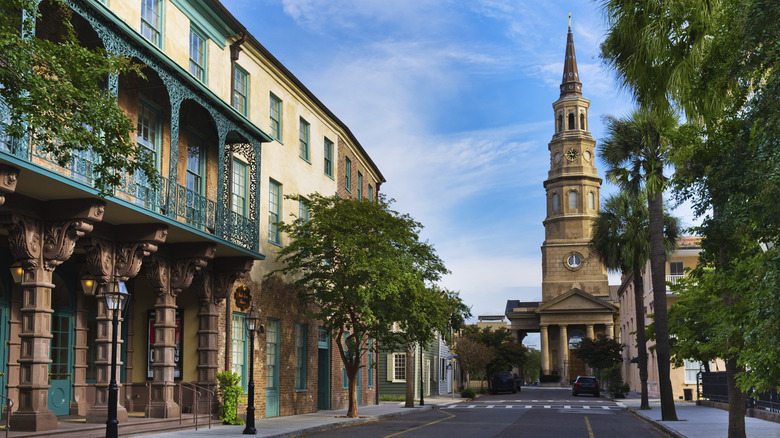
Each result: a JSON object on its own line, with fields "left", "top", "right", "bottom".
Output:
{"left": 209, "top": 0, "right": 386, "bottom": 184}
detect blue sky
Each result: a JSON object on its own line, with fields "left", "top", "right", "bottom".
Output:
{"left": 223, "top": 0, "right": 697, "bottom": 344}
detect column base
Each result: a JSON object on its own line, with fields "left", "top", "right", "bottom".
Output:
{"left": 146, "top": 400, "right": 180, "bottom": 418}
{"left": 9, "top": 409, "right": 58, "bottom": 431}
{"left": 85, "top": 403, "right": 128, "bottom": 424}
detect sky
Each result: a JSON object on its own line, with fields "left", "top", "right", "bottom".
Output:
{"left": 222, "top": 0, "right": 698, "bottom": 348}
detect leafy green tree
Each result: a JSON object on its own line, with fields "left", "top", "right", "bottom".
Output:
{"left": 573, "top": 337, "right": 624, "bottom": 381}
{"left": 0, "top": 0, "right": 156, "bottom": 195}
{"left": 523, "top": 348, "right": 541, "bottom": 384}
{"left": 599, "top": 108, "right": 680, "bottom": 420}
{"left": 273, "top": 194, "right": 449, "bottom": 418}
{"left": 453, "top": 337, "right": 494, "bottom": 390}
{"left": 590, "top": 190, "right": 679, "bottom": 409}
{"left": 461, "top": 326, "right": 527, "bottom": 390}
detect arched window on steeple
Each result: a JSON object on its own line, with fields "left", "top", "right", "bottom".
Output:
{"left": 568, "top": 113, "right": 575, "bottom": 130}
{"left": 588, "top": 192, "right": 595, "bottom": 210}
{"left": 580, "top": 113, "right": 586, "bottom": 130}
{"left": 558, "top": 115, "right": 563, "bottom": 132}
{"left": 552, "top": 193, "right": 559, "bottom": 212}
{"left": 568, "top": 190, "right": 578, "bottom": 210}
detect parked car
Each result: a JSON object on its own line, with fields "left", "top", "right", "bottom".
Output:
{"left": 572, "top": 376, "right": 600, "bottom": 397}
{"left": 512, "top": 372, "right": 522, "bottom": 392}
{"left": 491, "top": 371, "right": 518, "bottom": 394}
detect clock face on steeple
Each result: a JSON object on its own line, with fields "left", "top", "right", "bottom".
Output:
{"left": 565, "top": 148, "right": 579, "bottom": 161}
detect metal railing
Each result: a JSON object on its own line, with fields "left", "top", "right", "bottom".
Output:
{"left": 700, "top": 371, "right": 780, "bottom": 412}
{"left": 177, "top": 382, "right": 214, "bottom": 431}
{"left": 0, "top": 394, "right": 13, "bottom": 438}
{"left": 666, "top": 274, "right": 685, "bottom": 285}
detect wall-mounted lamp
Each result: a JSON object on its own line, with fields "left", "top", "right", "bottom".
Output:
{"left": 81, "top": 275, "right": 99, "bottom": 296}
{"left": 10, "top": 262, "right": 23, "bottom": 284}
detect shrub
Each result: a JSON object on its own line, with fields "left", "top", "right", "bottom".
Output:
{"left": 217, "top": 371, "right": 245, "bottom": 425}
{"left": 379, "top": 394, "right": 406, "bottom": 402}
{"left": 605, "top": 366, "right": 628, "bottom": 398}
{"left": 460, "top": 388, "right": 476, "bottom": 399}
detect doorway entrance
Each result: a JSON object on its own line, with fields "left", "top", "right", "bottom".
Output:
{"left": 48, "top": 271, "right": 75, "bottom": 416}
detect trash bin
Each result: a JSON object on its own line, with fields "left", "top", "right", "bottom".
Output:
{"left": 683, "top": 388, "right": 693, "bottom": 401}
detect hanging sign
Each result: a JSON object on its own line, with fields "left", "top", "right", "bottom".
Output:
{"left": 234, "top": 285, "right": 251, "bottom": 311}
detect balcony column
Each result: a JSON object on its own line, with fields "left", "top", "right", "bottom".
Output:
{"left": 165, "top": 93, "right": 183, "bottom": 218}
{"left": 85, "top": 225, "right": 166, "bottom": 424}
{"left": 146, "top": 244, "right": 215, "bottom": 418}
{"left": 539, "top": 324, "right": 550, "bottom": 375}
{"left": 3, "top": 200, "right": 104, "bottom": 432}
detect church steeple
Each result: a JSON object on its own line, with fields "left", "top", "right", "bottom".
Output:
{"left": 560, "top": 13, "right": 582, "bottom": 97}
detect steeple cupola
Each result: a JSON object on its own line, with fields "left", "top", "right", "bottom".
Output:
{"left": 560, "top": 14, "right": 582, "bottom": 97}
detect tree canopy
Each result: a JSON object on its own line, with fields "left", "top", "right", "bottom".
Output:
{"left": 0, "top": 0, "right": 156, "bottom": 195}
{"left": 273, "top": 193, "right": 468, "bottom": 417}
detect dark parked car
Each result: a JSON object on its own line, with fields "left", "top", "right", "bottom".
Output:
{"left": 572, "top": 376, "right": 600, "bottom": 397}
{"left": 491, "top": 371, "right": 518, "bottom": 394}
{"left": 512, "top": 372, "right": 522, "bottom": 392}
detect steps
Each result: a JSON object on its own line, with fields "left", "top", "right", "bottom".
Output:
{"left": 3, "top": 414, "right": 216, "bottom": 438}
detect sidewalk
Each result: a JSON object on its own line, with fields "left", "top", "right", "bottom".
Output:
{"left": 622, "top": 394, "right": 780, "bottom": 438}
{"left": 137, "top": 395, "right": 457, "bottom": 437}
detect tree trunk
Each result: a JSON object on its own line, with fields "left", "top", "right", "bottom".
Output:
{"left": 404, "top": 344, "right": 415, "bottom": 408}
{"left": 632, "top": 265, "right": 650, "bottom": 410}
{"left": 347, "top": 362, "right": 359, "bottom": 418}
{"left": 648, "top": 191, "right": 678, "bottom": 421}
{"left": 725, "top": 355, "right": 746, "bottom": 438}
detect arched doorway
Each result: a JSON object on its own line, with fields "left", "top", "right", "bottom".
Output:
{"left": 48, "top": 267, "right": 76, "bottom": 416}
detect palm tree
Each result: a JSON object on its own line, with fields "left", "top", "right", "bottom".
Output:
{"left": 599, "top": 108, "right": 679, "bottom": 421}
{"left": 591, "top": 191, "right": 679, "bottom": 410}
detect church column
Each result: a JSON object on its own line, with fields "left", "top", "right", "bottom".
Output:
{"left": 559, "top": 325, "right": 569, "bottom": 383}
{"left": 606, "top": 323, "right": 614, "bottom": 339}
{"left": 540, "top": 325, "right": 549, "bottom": 375}
{"left": 586, "top": 324, "right": 594, "bottom": 340}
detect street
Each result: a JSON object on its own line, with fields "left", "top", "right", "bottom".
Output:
{"left": 301, "top": 388, "right": 663, "bottom": 438}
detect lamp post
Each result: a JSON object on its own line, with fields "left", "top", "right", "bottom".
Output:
{"left": 243, "top": 303, "right": 262, "bottom": 435}
{"left": 104, "top": 277, "right": 129, "bottom": 438}
{"left": 419, "top": 344, "right": 424, "bottom": 406}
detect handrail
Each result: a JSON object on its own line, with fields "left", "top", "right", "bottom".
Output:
{"left": 176, "top": 382, "right": 215, "bottom": 430}
{"left": 0, "top": 394, "right": 14, "bottom": 438}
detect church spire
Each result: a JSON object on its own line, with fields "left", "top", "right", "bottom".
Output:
{"left": 560, "top": 14, "right": 582, "bottom": 97}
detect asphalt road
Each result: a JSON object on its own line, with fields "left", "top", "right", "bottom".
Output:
{"left": 302, "top": 388, "right": 663, "bottom": 438}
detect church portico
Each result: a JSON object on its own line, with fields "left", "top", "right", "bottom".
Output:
{"left": 506, "top": 19, "right": 620, "bottom": 386}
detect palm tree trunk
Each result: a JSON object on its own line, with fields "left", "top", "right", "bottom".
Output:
{"left": 648, "top": 191, "right": 678, "bottom": 421}
{"left": 632, "top": 265, "right": 650, "bottom": 410}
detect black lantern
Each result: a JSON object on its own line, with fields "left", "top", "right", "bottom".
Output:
{"left": 9, "top": 262, "right": 22, "bottom": 284}
{"left": 81, "top": 275, "right": 99, "bottom": 296}
{"left": 105, "top": 277, "right": 129, "bottom": 438}
{"left": 243, "top": 303, "right": 262, "bottom": 435}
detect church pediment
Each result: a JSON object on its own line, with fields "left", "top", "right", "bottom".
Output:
{"left": 536, "top": 288, "right": 617, "bottom": 313}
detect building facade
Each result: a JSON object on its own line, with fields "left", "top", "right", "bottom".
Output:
{"left": 378, "top": 336, "right": 454, "bottom": 399}
{"left": 618, "top": 237, "right": 720, "bottom": 400}
{"left": 0, "top": 0, "right": 382, "bottom": 431}
{"left": 505, "top": 24, "right": 619, "bottom": 385}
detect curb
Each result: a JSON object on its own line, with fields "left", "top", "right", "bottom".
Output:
{"left": 628, "top": 408, "right": 686, "bottom": 438}
{"left": 264, "top": 405, "right": 436, "bottom": 438}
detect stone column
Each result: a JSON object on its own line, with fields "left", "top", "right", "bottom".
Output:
{"left": 586, "top": 324, "right": 594, "bottom": 340}
{"left": 606, "top": 323, "right": 614, "bottom": 339}
{"left": 4, "top": 199, "right": 104, "bottom": 431}
{"left": 539, "top": 324, "right": 549, "bottom": 375}
{"left": 146, "top": 244, "right": 215, "bottom": 418}
{"left": 85, "top": 226, "right": 166, "bottom": 424}
{"left": 559, "top": 325, "right": 569, "bottom": 383}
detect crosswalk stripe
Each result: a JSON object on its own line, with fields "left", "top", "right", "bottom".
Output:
{"left": 468, "top": 405, "right": 476, "bottom": 409}
{"left": 602, "top": 406, "right": 610, "bottom": 410}
{"left": 583, "top": 406, "right": 590, "bottom": 409}
{"left": 525, "top": 405, "right": 532, "bottom": 409}
{"left": 544, "top": 405, "right": 551, "bottom": 409}
{"left": 564, "top": 405, "right": 571, "bottom": 409}
{"left": 487, "top": 405, "right": 494, "bottom": 409}
{"left": 506, "top": 405, "right": 513, "bottom": 409}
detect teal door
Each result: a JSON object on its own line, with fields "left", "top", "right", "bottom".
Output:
{"left": 48, "top": 270, "right": 75, "bottom": 416}
{"left": 356, "top": 368, "right": 361, "bottom": 407}
{"left": 265, "top": 318, "right": 279, "bottom": 417}
{"left": 316, "top": 328, "right": 330, "bottom": 410}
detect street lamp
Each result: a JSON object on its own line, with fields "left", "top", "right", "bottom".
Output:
{"left": 104, "top": 277, "right": 129, "bottom": 438}
{"left": 243, "top": 303, "right": 263, "bottom": 435}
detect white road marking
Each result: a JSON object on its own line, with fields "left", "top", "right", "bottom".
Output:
{"left": 467, "top": 405, "right": 476, "bottom": 408}
{"left": 525, "top": 405, "right": 532, "bottom": 409}
{"left": 487, "top": 405, "right": 495, "bottom": 409}
{"left": 583, "top": 406, "right": 590, "bottom": 409}
{"left": 544, "top": 405, "right": 551, "bottom": 409}
{"left": 564, "top": 405, "right": 571, "bottom": 409}
{"left": 506, "top": 405, "right": 513, "bottom": 409}
{"left": 602, "top": 406, "right": 610, "bottom": 410}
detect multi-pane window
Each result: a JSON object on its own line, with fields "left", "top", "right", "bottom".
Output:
{"left": 232, "top": 66, "right": 248, "bottom": 116}
{"left": 231, "top": 158, "right": 248, "bottom": 216}
{"left": 189, "top": 28, "right": 207, "bottom": 83}
{"left": 295, "top": 323, "right": 307, "bottom": 390}
{"left": 357, "top": 172, "right": 363, "bottom": 199}
{"left": 568, "top": 191, "right": 578, "bottom": 209}
{"left": 140, "top": 0, "right": 162, "bottom": 46}
{"left": 684, "top": 359, "right": 701, "bottom": 384}
{"left": 367, "top": 185, "right": 373, "bottom": 201}
{"left": 186, "top": 131, "right": 204, "bottom": 224}
{"left": 670, "top": 261, "right": 684, "bottom": 276}
{"left": 231, "top": 313, "right": 248, "bottom": 391}
{"left": 299, "top": 200, "right": 309, "bottom": 222}
{"left": 323, "top": 138, "right": 333, "bottom": 177}
{"left": 269, "top": 93, "right": 281, "bottom": 140}
{"left": 136, "top": 101, "right": 160, "bottom": 206}
{"left": 345, "top": 157, "right": 351, "bottom": 192}
{"left": 268, "top": 180, "right": 281, "bottom": 244}
{"left": 299, "top": 118, "right": 310, "bottom": 161}
{"left": 393, "top": 353, "right": 406, "bottom": 381}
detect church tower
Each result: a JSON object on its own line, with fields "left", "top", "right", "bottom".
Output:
{"left": 540, "top": 21, "right": 609, "bottom": 302}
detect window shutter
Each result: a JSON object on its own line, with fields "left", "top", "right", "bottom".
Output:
{"left": 387, "top": 354, "right": 394, "bottom": 381}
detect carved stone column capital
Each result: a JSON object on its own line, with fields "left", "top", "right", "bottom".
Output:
{"left": 0, "top": 163, "right": 19, "bottom": 205}
{"left": 211, "top": 257, "right": 254, "bottom": 304}
{"left": 7, "top": 214, "right": 42, "bottom": 269}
